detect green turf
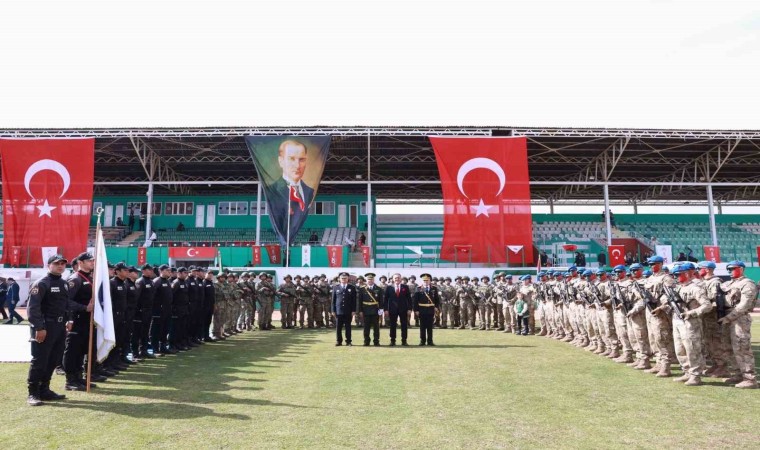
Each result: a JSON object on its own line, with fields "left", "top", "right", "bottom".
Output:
{"left": 2, "top": 322, "right": 759, "bottom": 449}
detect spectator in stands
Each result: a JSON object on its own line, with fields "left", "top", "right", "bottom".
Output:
{"left": 676, "top": 252, "right": 687, "bottom": 262}
{"left": 573, "top": 251, "right": 586, "bottom": 267}
{"left": 116, "top": 216, "right": 124, "bottom": 227}
{"left": 649, "top": 236, "right": 658, "bottom": 248}
{"left": 344, "top": 235, "right": 356, "bottom": 251}
{"left": 128, "top": 207, "right": 135, "bottom": 230}
{"left": 139, "top": 215, "right": 146, "bottom": 231}
{"left": 601, "top": 210, "right": 617, "bottom": 228}
{"left": 358, "top": 233, "right": 366, "bottom": 247}
{"left": 177, "top": 222, "right": 186, "bottom": 232}
{"left": 540, "top": 250, "right": 549, "bottom": 267}
{"left": 0, "top": 278, "right": 7, "bottom": 321}
{"left": 4, "top": 277, "right": 23, "bottom": 324}
{"left": 597, "top": 251, "right": 607, "bottom": 267}
{"left": 624, "top": 251, "right": 634, "bottom": 265}
{"left": 309, "top": 232, "right": 319, "bottom": 244}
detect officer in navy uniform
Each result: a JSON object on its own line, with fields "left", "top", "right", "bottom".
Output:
{"left": 413, "top": 273, "right": 441, "bottom": 346}
{"left": 331, "top": 272, "right": 356, "bottom": 346}
{"left": 358, "top": 273, "right": 385, "bottom": 346}
{"left": 26, "top": 255, "right": 92, "bottom": 406}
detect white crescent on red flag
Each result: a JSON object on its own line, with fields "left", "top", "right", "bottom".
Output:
{"left": 430, "top": 136, "right": 533, "bottom": 264}
{"left": 0, "top": 138, "right": 94, "bottom": 265}
{"left": 608, "top": 245, "right": 626, "bottom": 267}
{"left": 168, "top": 247, "right": 218, "bottom": 259}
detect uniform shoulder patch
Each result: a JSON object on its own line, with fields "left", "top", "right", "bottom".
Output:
{"left": 31, "top": 287, "right": 39, "bottom": 295}
{"left": 69, "top": 280, "right": 76, "bottom": 288}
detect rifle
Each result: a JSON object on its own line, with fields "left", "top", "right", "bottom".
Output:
{"left": 608, "top": 281, "right": 627, "bottom": 314}
{"left": 662, "top": 284, "right": 685, "bottom": 322}
{"left": 589, "top": 282, "right": 604, "bottom": 309}
{"left": 559, "top": 282, "right": 570, "bottom": 306}
{"left": 715, "top": 286, "right": 728, "bottom": 320}
{"left": 631, "top": 280, "right": 657, "bottom": 313}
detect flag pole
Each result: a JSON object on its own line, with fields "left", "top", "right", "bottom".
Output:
{"left": 286, "top": 197, "right": 291, "bottom": 268}
{"left": 86, "top": 207, "right": 104, "bottom": 394}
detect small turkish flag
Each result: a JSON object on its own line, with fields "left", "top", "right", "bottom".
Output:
{"left": 562, "top": 244, "right": 578, "bottom": 252}
{"left": 608, "top": 245, "right": 625, "bottom": 266}
{"left": 0, "top": 138, "right": 94, "bottom": 265}
{"left": 169, "top": 247, "right": 218, "bottom": 259}
{"left": 431, "top": 137, "right": 532, "bottom": 263}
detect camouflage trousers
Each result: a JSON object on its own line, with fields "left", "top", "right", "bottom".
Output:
{"left": 238, "top": 298, "right": 254, "bottom": 329}
{"left": 629, "top": 310, "right": 652, "bottom": 361}
{"left": 477, "top": 303, "right": 488, "bottom": 329}
{"left": 281, "top": 301, "right": 295, "bottom": 328}
{"left": 226, "top": 299, "right": 241, "bottom": 331}
{"left": 673, "top": 315, "right": 705, "bottom": 377}
{"left": 727, "top": 314, "right": 756, "bottom": 381}
{"left": 440, "top": 303, "right": 452, "bottom": 327}
{"left": 702, "top": 309, "right": 732, "bottom": 369}
{"left": 597, "top": 306, "right": 618, "bottom": 350}
{"left": 320, "top": 300, "right": 332, "bottom": 326}
{"left": 502, "top": 302, "right": 514, "bottom": 331}
{"left": 258, "top": 298, "right": 273, "bottom": 329}
{"left": 212, "top": 301, "right": 227, "bottom": 337}
{"left": 299, "top": 300, "right": 315, "bottom": 327}
{"left": 646, "top": 308, "right": 675, "bottom": 366}
{"left": 583, "top": 306, "right": 599, "bottom": 346}
{"left": 613, "top": 309, "right": 634, "bottom": 356}
{"left": 459, "top": 301, "right": 475, "bottom": 328}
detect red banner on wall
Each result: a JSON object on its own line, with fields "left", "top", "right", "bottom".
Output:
{"left": 265, "top": 244, "right": 281, "bottom": 264}
{"left": 168, "top": 247, "right": 219, "bottom": 259}
{"left": 608, "top": 245, "right": 626, "bottom": 267}
{"left": 137, "top": 247, "right": 147, "bottom": 266}
{"left": 430, "top": 136, "right": 533, "bottom": 263}
{"left": 252, "top": 246, "right": 262, "bottom": 266}
{"left": 0, "top": 138, "right": 95, "bottom": 265}
{"left": 9, "top": 246, "right": 22, "bottom": 266}
{"left": 327, "top": 245, "right": 343, "bottom": 267}
{"left": 703, "top": 246, "right": 721, "bottom": 263}
{"left": 361, "top": 246, "right": 370, "bottom": 267}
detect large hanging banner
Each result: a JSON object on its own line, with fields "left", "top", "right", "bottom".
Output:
{"left": 430, "top": 136, "right": 533, "bottom": 264}
{"left": 703, "top": 245, "right": 721, "bottom": 263}
{"left": 655, "top": 245, "right": 673, "bottom": 264}
{"left": 245, "top": 136, "right": 331, "bottom": 247}
{"left": 0, "top": 138, "right": 94, "bottom": 265}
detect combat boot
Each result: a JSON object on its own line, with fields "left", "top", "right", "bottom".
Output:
{"left": 644, "top": 363, "right": 660, "bottom": 374}
{"left": 615, "top": 354, "right": 634, "bottom": 364}
{"left": 27, "top": 383, "right": 43, "bottom": 406}
{"left": 39, "top": 382, "right": 66, "bottom": 401}
{"left": 655, "top": 366, "right": 672, "bottom": 378}
{"left": 673, "top": 374, "right": 690, "bottom": 383}
{"left": 457, "top": 325, "right": 466, "bottom": 330}
{"left": 607, "top": 349, "right": 620, "bottom": 359}
{"left": 735, "top": 379, "right": 759, "bottom": 389}
{"left": 724, "top": 375, "right": 744, "bottom": 385}
{"left": 684, "top": 376, "right": 702, "bottom": 386}
{"left": 634, "top": 360, "right": 652, "bottom": 370}
{"left": 710, "top": 367, "right": 731, "bottom": 379}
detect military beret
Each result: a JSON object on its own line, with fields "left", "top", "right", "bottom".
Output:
{"left": 726, "top": 260, "right": 745, "bottom": 269}
{"left": 519, "top": 275, "right": 531, "bottom": 281}
{"left": 679, "top": 262, "right": 696, "bottom": 271}
{"left": 643, "top": 269, "right": 653, "bottom": 277}
{"left": 595, "top": 268, "right": 605, "bottom": 275}
{"left": 647, "top": 255, "right": 664, "bottom": 264}
{"left": 582, "top": 269, "right": 593, "bottom": 276}
{"left": 697, "top": 261, "right": 716, "bottom": 269}
{"left": 568, "top": 266, "right": 577, "bottom": 272}
{"left": 76, "top": 252, "right": 94, "bottom": 262}
{"left": 629, "top": 263, "right": 643, "bottom": 271}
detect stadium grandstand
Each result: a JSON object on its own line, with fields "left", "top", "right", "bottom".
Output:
{"left": 2, "top": 126, "right": 760, "bottom": 273}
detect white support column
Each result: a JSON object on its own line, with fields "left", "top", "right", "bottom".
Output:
{"left": 603, "top": 184, "right": 612, "bottom": 246}
{"left": 255, "top": 182, "right": 262, "bottom": 246}
{"left": 706, "top": 184, "right": 718, "bottom": 246}
{"left": 144, "top": 182, "right": 154, "bottom": 246}
{"left": 367, "top": 134, "right": 373, "bottom": 268}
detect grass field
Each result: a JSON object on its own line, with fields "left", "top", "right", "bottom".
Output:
{"left": 1, "top": 322, "right": 759, "bottom": 449}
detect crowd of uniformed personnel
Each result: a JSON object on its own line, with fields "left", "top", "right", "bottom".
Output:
{"left": 24, "top": 252, "right": 758, "bottom": 405}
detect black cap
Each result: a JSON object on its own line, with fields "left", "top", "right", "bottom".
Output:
{"left": 158, "top": 264, "right": 170, "bottom": 271}
{"left": 178, "top": 267, "right": 188, "bottom": 273}
{"left": 420, "top": 273, "right": 432, "bottom": 281}
{"left": 170, "top": 267, "right": 177, "bottom": 273}
{"left": 338, "top": 272, "right": 350, "bottom": 277}
{"left": 365, "top": 273, "right": 376, "bottom": 278}
{"left": 107, "top": 263, "right": 115, "bottom": 269}
{"left": 47, "top": 254, "right": 68, "bottom": 264}
{"left": 76, "top": 252, "right": 94, "bottom": 262}
{"left": 188, "top": 265, "right": 197, "bottom": 271}
{"left": 114, "top": 262, "right": 128, "bottom": 271}
{"left": 141, "top": 264, "right": 153, "bottom": 271}
{"left": 128, "top": 266, "right": 139, "bottom": 273}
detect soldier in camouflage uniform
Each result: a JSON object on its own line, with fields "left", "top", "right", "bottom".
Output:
{"left": 256, "top": 273, "right": 276, "bottom": 330}
{"left": 438, "top": 277, "right": 453, "bottom": 329}
{"left": 697, "top": 261, "right": 731, "bottom": 378}
{"left": 212, "top": 273, "right": 228, "bottom": 339}
{"left": 669, "top": 263, "right": 712, "bottom": 386}
{"left": 719, "top": 261, "right": 758, "bottom": 389}
{"left": 227, "top": 274, "right": 244, "bottom": 333}
{"left": 315, "top": 276, "right": 332, "bottom": 328}
{"left": 475, "top": 276, "right": 492, "bottom": 330}
{"left": 456, "top": 276, "right": 476, "bottom": 329}
{"left": 223, "top": 273, "right": 238, "bottom": 336}
{"left": 502, "top": 275, "right": 518, "bottom": 333}
{"left": 296, "top": 275, "right": 316, "bottom": 328}
{"left": 237, "top": 272, "right": 254, "bottom": 331}
{"left": 277, "top": 275, "right": 297, "bottom": 329}
{"left": 643, "top": 259, "right": 676, "bottom": 377}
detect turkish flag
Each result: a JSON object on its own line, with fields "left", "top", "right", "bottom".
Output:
{"left": 703, "top": 246, "right": 721, "bottom": 263}
{"left": 265, "top": 244, "right": 281, "bottom": 264}
{"left": 608, "top": 245, "right": 625, "bottom": 266}
{"left": 0, "top": 138, "right": 94, "bottom": 265}
{"left": 168, "top": 247, "right": 218, "bottom": 259}
{"left": 327, "top": 245, "right": 343, "bottom": 267}
{"left": 430, "top": 136, "right": 532, "bottom": 263}
{"left": 137, "top": 247, "right": 147, "bottom": 266}
{"left": 252, "top": 246, "right": 262, "bottom": 266}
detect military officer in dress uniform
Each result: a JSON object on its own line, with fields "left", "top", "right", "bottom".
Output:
{"left": 413, "top": 274, "right": 440, "bottom": 346}
{"left": 332, "top": 272, "right": 356, "bottom": 346}
{"left": 359, "top": 273, "right": 385, "bottom": 346}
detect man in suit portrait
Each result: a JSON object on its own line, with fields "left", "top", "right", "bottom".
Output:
{"left": 331, "top": 272, "right": 356, "bottom": 346}
{"left": 384, "top": 273, "right": 411, "bottom": 346}
{"left": 267, "top": 140, "right": 316, "bottom": 246}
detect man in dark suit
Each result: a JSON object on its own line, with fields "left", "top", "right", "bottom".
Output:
{"left": 266, "top": 140, "right": 316, "bottom": 247}
{"left": 384, "top": 273, "right": 411, "bottom": 346}
{"left": 413, "top": 274, "right": 441, "bottom": 346}
{"left": 331, "top": 272, "right": 356, "bottom": 346}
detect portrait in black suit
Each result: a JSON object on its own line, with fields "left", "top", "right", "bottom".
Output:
{"left": 331, "top": 272, "right": 356, "bottom": 346}
{"left": 383, "top": 273, "right": 412, "bottom": 346}
{"left": 245, "top": 136, "right": 331, "bottom": 249}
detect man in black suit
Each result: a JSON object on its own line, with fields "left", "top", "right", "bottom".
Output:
{"left": 331, "top": 272, "right": 356, "bottom": 346}
{"left": 384, "top": 273, "right": 411, "bottom": 346}
{"left": 266, "top": 140, "right": 316, "bottom": 247}
{"left": 413, "top": 273, "right": 441, "bottom": 346}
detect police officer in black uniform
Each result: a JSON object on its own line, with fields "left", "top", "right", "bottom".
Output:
{"left": 358, "top": 273, "right": 385, "bottom": 346}
{"left": 151, "top": 264, "right": 174, "bottom": 355}
{"left": 413, "top": 273, "right": 441, "bottom": 346}
{"left": 105, "top": 262, "right": 129, "bottom": 372}
{"left": 27, "top": 255, "right": 92, "bottom": 406}
{"left": 202, "top": 268, "right": 216, "bottom": 342}
{"left": 133, "top": 264, "right": 156, "bottom": 359}
{"left": 123, "top": 266, "right": 139, "bottom": 363}
{"left": 185, "top": 266, "right": 202, "bottom": 347}
{"left": 171, "top": 267, "right": 190, "bottom": 351}
{"left": 331, "top": 272, "right": 356, "bottom": 346}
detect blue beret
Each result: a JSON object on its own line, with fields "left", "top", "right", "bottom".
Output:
{"left": 582, "top": 269, "right": 593, "bottom": 276}
{"left": 568, "top": 266, "right": 577, "bottom": 272}
{"left": 630, "top": 263, "right": 643, "bottom": 271}
{"left": 697, "top": 261, "right": 716, "bottom": 269}
{"left": 726, "top": 260, "right": 745, "bottom": 269}
{"left": 679, "top": 262, "right": 696, "bottom": 271}
{"left": 643, "top": 270, "right": 653, "bottom": 277}
{"left": 595, "top": 268, "right": 605, "bottom": 275}
{"left": 613, "top": 264, "right": 627, "bottom": 272}
{"left": 519, "top": 275, "right": 531, "bottom": 281}
{"left": 647, "top": 255, "right": 664, "bottom": 264}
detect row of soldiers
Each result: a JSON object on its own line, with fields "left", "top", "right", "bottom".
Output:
{"left": 525, "top": 257, "right": 757, "bottom": 389}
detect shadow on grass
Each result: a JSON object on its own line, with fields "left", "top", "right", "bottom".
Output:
{"left": 48, "top": 399, "right": 251, "bottom": 420}
{"left": 432, "top": 344, "right": 536, "bottom": 349}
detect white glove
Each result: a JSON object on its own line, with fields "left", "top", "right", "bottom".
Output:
{"left": 377, "top": 309, "right": 384, "bottom": 316}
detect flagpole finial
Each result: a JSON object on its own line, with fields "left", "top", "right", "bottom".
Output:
{"left": 95, "top": 207, "right": 104, "bottom": 226}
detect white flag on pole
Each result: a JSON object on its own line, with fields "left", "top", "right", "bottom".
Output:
{"left": 302, "top": 245, "right": 311, "bottom": 267}
{"left": 405, "top": 246, "right": 423, "bottom": 256}
{"left": 93, "top": 227, "right": 116, "bottom": 363}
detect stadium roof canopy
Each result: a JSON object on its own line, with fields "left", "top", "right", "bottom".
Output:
{"left": 2, "top": 126, "right": 760, "bottom": 206}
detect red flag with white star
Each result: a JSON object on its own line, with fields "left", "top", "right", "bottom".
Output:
{"left": 0, "top": 139, "right": 94, "bottom": 265}
{"left": 430, "top": 136, "right": 533, "bottom": 263}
